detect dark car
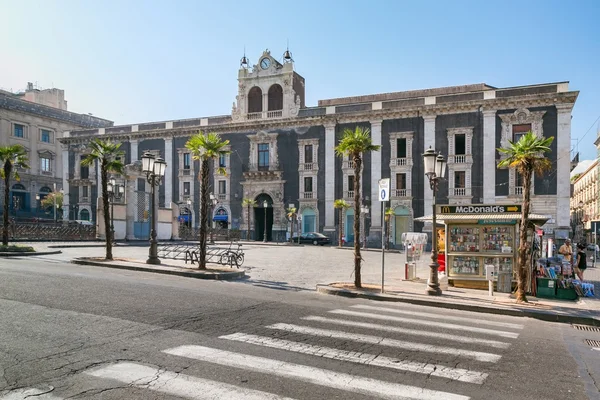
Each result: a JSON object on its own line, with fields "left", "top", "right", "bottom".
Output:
{"left": 298, "top": 232, "right": 331, "bottom": 246}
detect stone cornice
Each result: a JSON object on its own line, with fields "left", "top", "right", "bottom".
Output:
{"left": 59, "top": 91, "right": 578, "bottom": 145}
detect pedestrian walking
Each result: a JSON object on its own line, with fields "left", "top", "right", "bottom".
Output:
{"left": 575, "top": 243, "right": 587, "bottom": 280}
{"left": 558, "top": 239, "right": 573, "bottom": 263}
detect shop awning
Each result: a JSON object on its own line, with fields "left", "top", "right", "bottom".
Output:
{"left": 213, "top": 215, "right": 228, "bottom": 222}
{"left": 415, "top": 213, "right": 550, "bottom": 225}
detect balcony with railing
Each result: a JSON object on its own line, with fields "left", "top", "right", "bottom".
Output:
{"left": 345, "top": 190, "right": 355, "bottom": 199}
{"left": 390, "top": 158, "right": 410, "bottom": 167}
{"left": 342, "top": 160, "right": 355, "bottom": 169}
{"left": 181, "top": 167, "right": 191, "bottom": 176}
{"left": 80, "top": 196, "right": 89, "bottom": 203}
{"left": 246, "top": 110, "right": 284, "bottom": 120}
{"left": 217, "top": 193, "right": 227, "bottom": 201}
{"left": 40, "top": 169, "right": 53, "bottom": 176}
{"left": 300, "top": 162, "right": 318, "bottom": 171}
{"left": 247, "top": 112, "right": 262, "bottom": 120}
{"left": 514, "top": 186, "right": 523, "bottom": 196}
{"left": 301, "top": 192, "right": 314, "bottom": 199}
{"left": 392, "top": 189, "right": 411, "bottom": 198}
{"left": 242, "top": 162, "right": 282, "bottom": 179}
{"left": 451, "top": 187, "right": 472, "bottom": 197}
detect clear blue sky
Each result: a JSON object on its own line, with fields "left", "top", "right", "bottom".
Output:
{"left": 1, "top": 0, "right": 599, "bottom": 159}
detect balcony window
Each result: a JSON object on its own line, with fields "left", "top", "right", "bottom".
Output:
{"left": 183, "top": 153, "right": 191, "bottom": 169}
{"left": 304, "top": 145, "right": 313, "bottom": 163}
{"left": 396, "top": 173, "right": 407, "bottom": 190}
{"left": 218, "top": 180, "right": 226, "bottom": 195}
{"left": 396, "top": 138, "right": 407, "bottom": 158}
{"left": 13, "top": 124, "right": 24, "bottom": 138}
{"left": 304, "top": 177, "right": 313, "bottom": 193}
{"left": 258, "top": 143, "right": 269, "bottom": 170}
{"left": 348, "top": 175, "right": 355, "bottom": 192}
{"left": 183, "top": 182, "right": 190, "bottom": 196}
{"left": 513, "top": 124, "right": 531, "bottom": 143}
{"left": 455, "top": 134, "right": 465, "bottom": 155}
{"left": 219, "top": 154, "right": 226, "bottom": 168}
{"left": 41, "top": 157, "right": 51, "bottom": 173}
{"left": 455, "top": 171, "right": 465, "bottom": 189}
{"left": 41, "top": 129, "right": 52, "bottom": 143}
{"left": 80, "top": 155, "right": 89, "bottom": 179}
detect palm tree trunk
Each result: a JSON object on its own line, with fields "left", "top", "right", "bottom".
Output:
{"left": 516, "top": 168, "right": 533, "bottom": 302}
{"left": 290, "top": 216, "right": 294, "bottom": 244}
{"left": 101, "top": 161, "right": 112, "bottom": 260}
{"left": 338, "top": 209, "right": 343, "bottom": 248}
{"left": 247, "top": 203, "right": 250, "bottom": 240}
{"left": 198, "top": 159, "right": 209, "bottom": 269}
{"left": 353, "top": 154, "right": 362, "bottom": 288}
{"left": 2, "top": 165, "right": 11, "bottom": 246}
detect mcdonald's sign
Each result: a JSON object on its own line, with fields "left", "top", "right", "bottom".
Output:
{"left": 437, "top": 204, "right": 521, "bottom": 214}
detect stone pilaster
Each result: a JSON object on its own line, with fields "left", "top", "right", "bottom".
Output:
{"left": 324, "top": 122, "right": 336, "bottom": 231}
{"left": 423, "top": 115, "right": 436, "bottom": 217}
{"left": 556, "top": 103, "right": 573, "bottom": 229}
{"left": 482, "top": 110, "right": 497, "bottom": 204}
{"left": 370, "top": 119, "right": 383, "bottom": 231}
{"left": 130, "top": 139, "right": 139, "bottom": 162}
{"left": 164, "top": 137, "right": 173, "bottom": 208}
{"left": 62, "top": 145, "right": 69, "bottom": 221}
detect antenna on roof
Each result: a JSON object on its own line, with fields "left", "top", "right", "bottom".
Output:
{"left": 283, "top": 39, "right": 293, "bottom": 63}
{"left": 240, "top": 46, "right": 249, "bottom": 69}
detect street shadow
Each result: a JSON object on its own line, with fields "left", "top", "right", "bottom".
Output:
{"left": 236, "top": 271, "right": 311, "bottom": 292}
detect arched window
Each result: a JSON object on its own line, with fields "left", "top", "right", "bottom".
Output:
{"left": 12, "top": 184, "right": 26, "bottom": 191}
{"left": 39, "top": 186, "right": 52, "bottom": 193}
{"left": 247, "top": 87, "right": 263, "bottom": 113}
{"left": 268, "top": 84, "right": 283, "bottom": 111}
{"left": 80, "top": 209, "right": 90, "bottom": 221}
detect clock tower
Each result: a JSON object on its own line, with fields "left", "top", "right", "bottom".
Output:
{"left": 232, "top": 49, "right": 306, "bottom": 121}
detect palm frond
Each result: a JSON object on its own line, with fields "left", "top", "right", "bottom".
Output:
{"left": 335, "top": 127, "right": 381, "bottom": 158}
{"left": 186, "top": 131, "right": 231, "bottom": 161}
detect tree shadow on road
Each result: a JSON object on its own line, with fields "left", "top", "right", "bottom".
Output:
{"left": 237, "top": 274, "right": 311, "bottom": 292}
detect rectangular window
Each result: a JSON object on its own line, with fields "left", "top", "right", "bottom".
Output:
{"left": 183, "top": 153, "right": 191, "bottom": 169}
{"left": 512, "top": 124, "right": 531, "bottom": 143}
{"left": 80, "top": 155, "right": 89, "bottom": 179}
{"left": 304, "top": 145, "right": 313, "bottom": 163}
{"left": 218, "top": 180, "right": 226, "bottom": 194}
{"left": 219, "top": 154, "right": 226, "bottom": 168}
{"left": 304, "top": 177, "right": 313, "bottom": 193}
{"left": 183, "top": 182, "right": 190, "bottom": 195}
{"left": 396, "top": 173, "right": 407, "bottom": 190}
{"left": 258, "top": 143, "right": 269, "bottom": 170}
{"left": 41, "top": 129, "right": 52, "bottom": 143}
{"left": 13, "top": 124, "right": 24, "bottom": 138}
{"left": 455, "top": 134, "right": 466, "bottom": 155}
{"left": 396, "top": 138, "right": 407, "bottom": 158}
{"left": 348, "top": 175, "right": 355, "bottom": 192}
{"left": 455, "top": 171, "right": 466, "bottom": 188}
{"left": 40, "top": 157, "right": 51, "bottom": 172}
{"left": 82, "top": 186, "right": 89, "bottom": 198}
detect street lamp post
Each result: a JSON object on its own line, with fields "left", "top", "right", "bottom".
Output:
{"left": 263, "top": 200, "right": 268, "bottom": 243}
{"left": 423, "top": 147, "right": 447, "bottom": 296}
{"left": 107, "top": 178, "right": 124, "bottom": 244}
{"left": 209, "top": 193, "right": 217, "bottom": 245}
{"left": 141, "top": 152, "right": 167, "bottom": 265}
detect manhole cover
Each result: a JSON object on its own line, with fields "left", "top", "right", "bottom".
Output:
{"left": 585, "top": 339, "right": 600, "bottom": 348}
{"left": 572, "top": 324, "right": 600, "bottom": 333}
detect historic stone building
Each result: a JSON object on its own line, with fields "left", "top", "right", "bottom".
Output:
{"left": 60, "top": 49, "right": 578, "bottom": 243}
{"left": 0, "top": 84, "right": 112, "bottom": 220}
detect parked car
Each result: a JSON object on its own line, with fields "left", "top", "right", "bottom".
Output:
{"left": 298, "top": 232, "right": 330, "bottom": 246}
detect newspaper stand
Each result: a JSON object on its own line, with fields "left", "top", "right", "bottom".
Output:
{"left": 401, "top": 232, "right": 428, "bottom": 280}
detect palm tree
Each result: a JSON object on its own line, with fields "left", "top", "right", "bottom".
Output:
{"left": 81, "top": 139, "right": 124, "bottom": 260}
{"left": 286, "top": 207, "right": 297, "bottom": 243}
{"left": 384, "top": 207, "right": 394, "bottom": 250}
{"left": 185, "top": 131, "right": 230, "bottom": 269}
{"left": 498, "top": 131, "right": 554, "bottom": 302}
{"left": 333, "top": 199, "right": 350, "bottom": 248}
{"left": 242, "top": 198, "right": 257, "bottom": 240}
{"left": 0, "top": 145, "right": 29, "bottom": 246}
{"left": 40, "top": 191, "right": 64, "bottom": 221}
{"left": 335, "top": 126, "right": 381, "bottom": 288}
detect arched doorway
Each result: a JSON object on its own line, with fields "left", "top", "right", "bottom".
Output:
{"left": 254, "top": 193, "right": 273, "bottom": 241}
{"left": 11, "top": 183, "right": 27, "bottom": 216}
{"left": 302, "top": 208, "right": 316, "bottom": 233}
{"left": 80, "top": 209, "right": 90, "bottom": 221}
{"left": 213, "top": 206, "right": 228, "bottom": 229}
{"left": 394, "top": 206, "right": 411, "bottom": 246}
{"left": 247, "top": 86, "right": 263, "bottom": 113}
{"left": 345, "top": 208, "right": 355, "bottom": 243}
{"left": 268, "top": 84, "right": 283, "bottom": 111}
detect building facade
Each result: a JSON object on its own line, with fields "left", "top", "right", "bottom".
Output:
{"left": 571, "top": 160, "right": 599, "bottom": 243}
{"left": 0, "top": 84, "right": 112, "bottom": 220}
{"left": 60, "top": 50, "right": 578, "bottom": 243}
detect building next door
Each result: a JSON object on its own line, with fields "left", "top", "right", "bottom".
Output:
{"left": 254, "top": 194, "right": 274, "bottom": 241}
{"left": 394, "top": 206, "right": 411, "bottom": 248}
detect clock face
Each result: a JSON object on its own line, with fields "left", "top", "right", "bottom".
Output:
{"left": 260, "top": 57, "right": 271, "bottom": 69}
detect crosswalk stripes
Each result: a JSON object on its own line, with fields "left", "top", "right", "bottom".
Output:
{"left": 85, "top": 362, "right": 297, "bottom": 400}
{"left": 163, "top": 345, "right": 471, "bottom": 400}
{"left": 220, "top": 332, "right": 489, "bottom": 384}
{"left": 329, "top": 309, "right": 521, "bottom": 338}
{"left": 8, "top": 303, "right": 526, "bottom": 399}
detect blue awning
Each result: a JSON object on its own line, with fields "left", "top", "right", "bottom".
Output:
{"left": 178, "top": 215, "right": 190, "bottom": 222}
{"left": 213, "top": 215, "right": 228, "bottom": 222}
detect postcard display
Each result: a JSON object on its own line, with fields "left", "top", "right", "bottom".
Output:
{"left": 447, "top": 224, "right": 516, "bottom": 281}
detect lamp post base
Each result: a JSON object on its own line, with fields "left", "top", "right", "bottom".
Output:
{"left": 146, "top": 256, "right": 161, "bottom": 265}
{"left": 426, "top": 262, "right": 442, "bottom": 296}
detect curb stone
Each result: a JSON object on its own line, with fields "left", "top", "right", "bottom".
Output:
{"left": 316, "top": 284, "right": 600, "bottom": 327}
{"left": 0, "top": 250, "right": 62, "bottom": 257}
{"left": 71, "top": 257, "right": 244, "bottom": 280}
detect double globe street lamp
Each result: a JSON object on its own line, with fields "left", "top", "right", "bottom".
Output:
{"left": 141, "top": 152, "right": 167, "bottom": 265}
{"left": 423, "top": 147, "right": 447, "bottom": 296}
{"left": 107, "top": 178, "right": 125, "bottom": 244}
{"left": 263, "top": 200, "right": 268, "bottom": 243}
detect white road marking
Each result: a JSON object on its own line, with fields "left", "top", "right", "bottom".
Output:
{"left": 330, "top": 309, "right": 520, "bottom": 339}
{"left": 85, "top": 362, "right": 296, "bottom": 400}
{"left": 0, "top": 388, "right": 63, "bottom": 400}
{"left": 221, "top": 332, "right": 488, "bottom": 384}
{"left": 163, "top": 345, "right": 471, "bottom": 400}
{"left": 267, "top": 323, "right": 501, "bottom": 363}
{"left": 302, "top": 316, "right": 510, "bottom": 349}
{"left": 351, "top": 304, "right": 524, "bottom": 330}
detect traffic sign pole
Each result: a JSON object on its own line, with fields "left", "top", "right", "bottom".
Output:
{"left": 378, "top": 178, "right": 390, "bottom": 294}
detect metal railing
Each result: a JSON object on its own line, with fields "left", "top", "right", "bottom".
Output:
{"left": 7, "top": 221, "right": 96, "bottom": 240}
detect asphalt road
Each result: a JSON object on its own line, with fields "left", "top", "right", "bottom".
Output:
{"left": 0, "top": 254, "right": 597, "bottom": 400}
